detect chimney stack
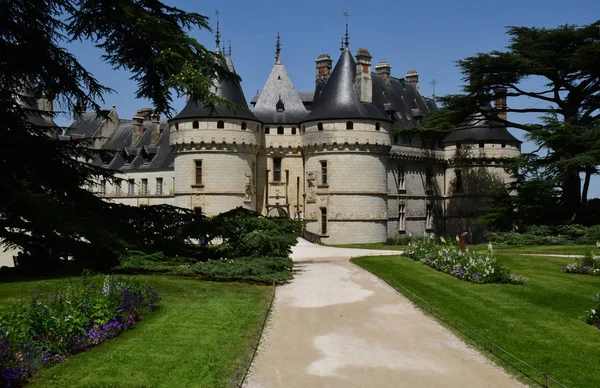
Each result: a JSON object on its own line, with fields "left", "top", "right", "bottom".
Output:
{"left": 494, "top": 88, "right": 507, "bottom": 121}
{"left": 315, "top": 54, "right": 332, "bottom": 84}
{"left": 355, "top": 48, "right": 372, "bottom": 103}
{"left": 132, "top": 115, "right": 144, "bottom": 144}
{"left": 405, "top": 70, "right": 419, "bottom": 91}
{"left": 375, "top": 62, "right": 392, "bottom": 84}
{"left": 151, "top": 113, "right": 161, "bottom": 144}
{"left": 136, "top": 107, "right": 153, "bottom": 121}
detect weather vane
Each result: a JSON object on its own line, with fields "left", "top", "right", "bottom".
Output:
{"left": 430, "top": 79, "right": 438, "bottom": 97}
{"left": 215, "top": 10, "right": 221, "bottom": 51}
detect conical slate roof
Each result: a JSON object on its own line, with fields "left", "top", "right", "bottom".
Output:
{"left": 305, "top": 48, "right": 389, "bottom": 122}
{"left": 171, "top": 54, "right": 257, "bottom": 122}
{"left": 253, "top": 60, "right": 308, "bottom": 124}
{"left": 442, "top": 106, "right": 521, "bottom": 144}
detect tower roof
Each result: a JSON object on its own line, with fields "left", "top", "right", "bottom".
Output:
{"left": 442, "top": 107, "right": 521, "bottom": 144}
{"left": 253, "top": 34, "right": 308, "bottom": 124}
{"left": 305, "top": 48, "right": 389, "bottom": 122}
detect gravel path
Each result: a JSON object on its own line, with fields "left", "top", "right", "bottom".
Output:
{"left": 244, "top": 239, "right": 524, "bottom": 388}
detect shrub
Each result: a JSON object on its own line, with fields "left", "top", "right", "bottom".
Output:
{"left": 0, "top": 274, "right": 160, "bottom": 387}
{"left": 172, "top": 257, "right": 293, "bottom": 284}
{"left": 585, "top": 293, "right": 600, "bottom": 329}
{"left": 405, "top": 238, "right": 526, "bottom": 284}
{"left": 562, "top": 242, "right": 600, "bottom": 276}
{"left": 487, "top": 224, "right": 600, "bottom": 246}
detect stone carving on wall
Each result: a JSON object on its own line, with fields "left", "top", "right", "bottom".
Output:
{"left": 306, "top": 171, "right": 316, "bottom": 203}
{"left": 244, "top": 174, "right": 252, "bottom": 202}
{"left": 407, "top": 211, "right": 425, "bottom": 217}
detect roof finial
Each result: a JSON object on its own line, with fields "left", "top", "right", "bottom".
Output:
{"left": 340, "top": 36, "right": 344, "bottom": 52}
{"left": 275, "top": 31, "right": 282, "bottom": 64}
{"left": 430, "top": 79, "right": 438, "bottom": 97}
{"left": 215, "top": 10, "right": 221, "bottom": 53}
{"left": 343, "top": 11, "right": 350, "bottom": 48}
{"left": 228, "top": 40, "right": 232, "bottom": 56}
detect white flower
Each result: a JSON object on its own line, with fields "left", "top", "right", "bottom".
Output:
{"left": 456, "top": 235, "right": 460, "bottom": 242}
{"left": 440, "top": 236, "right": 446, "bottom": 243}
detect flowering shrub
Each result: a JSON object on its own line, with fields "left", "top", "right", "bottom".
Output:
{"left": 585, "top": 293, "right": 600, "bottom": 329}
{"left": 0, "top": 274, "right": 160, "bottom": 387}
{"left": 405, "top": 237, "right": 526, "bottom": 284}
{"left": 562, "top": 242, "right": 600, "bottom": 276}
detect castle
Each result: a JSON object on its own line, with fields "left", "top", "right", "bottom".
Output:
{"left": 67, "top": 32, "right": 521, "bottom": 245}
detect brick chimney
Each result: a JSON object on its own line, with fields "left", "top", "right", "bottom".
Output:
{"left": 136, "top": 107, "right": 153, "bottom": 121}
{"left": 151, "top": 113, "right": 161, "bottom": 144}
{"left": 375, "top": 62, "right": 392, "bottom": 85}
{"left": 315, "top": 54, "right": 332, "bottom": 84}
{"left": 405, "top": 70, "right": 419, "bottom": 91}
{"left": 355, "top": 48, "right": 372, "bottom": 103}
{"left": 494, "top": 88, "right": 507, "bottom": 121}
{"left": 132, "top": 115, "right": 144, "bottom": 144}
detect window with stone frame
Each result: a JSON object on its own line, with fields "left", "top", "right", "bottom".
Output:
{"left": 277, "top": 126, "right": 284, "bottom": 135}
{"left": 128, "top": 179, "right": 135, "bottom": 196}
{"left": 156, "top": 177, "right": 163, "bottom": 195}
{"left": 425, "top": 166, "right": 433, "bottom": 192}
{"left": 398, "top": 203, "right": 406, "bottom": 231}
{"left": 99, "top": 180, "right": 106, "bottom": 196}
{"left": 320, "top": 207, "right": 328, "bottom": 235}
{"left": 273, "top": 158, "right": 282, "bottom": 182}
{"left": 195, "top": 160, "right": 203, "bottom": 185}
{"left": 455, "top": 169, "right": 463, "bottom": 193}
{"left": 425, "top": 204, "right": 433, "bottom": 230}
{"left": 398, "top": 165, "right": 406, "bottom": 191}
{"left": 320, "top": 160, "right": 328, "bottom": 185}
{"left": 115, "top": 181, "right": 122, "bottom": 196}
{"left": 141, "top": 178, "right": 148, "bottom": 195}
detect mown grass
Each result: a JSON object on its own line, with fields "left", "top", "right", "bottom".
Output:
{"left": 333, "top": 242, "right": 596, "bottom": 256}
{"left": 0, "top": 276, "right": 271, "bottom": 388}
{"left": 351, "top": 253, "right": 600, "bottom": 388}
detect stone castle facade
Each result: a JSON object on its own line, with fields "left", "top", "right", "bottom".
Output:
{"left": 68, "top": 35, "right": 521, "bottom": 244}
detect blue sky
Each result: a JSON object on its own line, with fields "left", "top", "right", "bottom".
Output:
{"left": 61, "top": 0, "right": 600, "bottom": 197}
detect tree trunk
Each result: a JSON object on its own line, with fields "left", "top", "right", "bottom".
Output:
{"left": 582, "top": 168, "right": 592, "bottom": 207}
{"left": 562, "top": 169, "right": 581, "bottom": 222}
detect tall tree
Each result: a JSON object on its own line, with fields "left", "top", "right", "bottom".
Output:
{"left": 0, "top": 0, "right": 233, "bottom": 265}
{"left": 424, "top": 21, "right": 600, "bottom": 222}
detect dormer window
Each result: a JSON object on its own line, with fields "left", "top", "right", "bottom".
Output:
{"left": 276, "top": 95, "right": 285, "bottom": 112}
{"left": 192, "top": 120, "right": 199, "bottom": 129}
{"left": 217, "top": 120, "right": 224, "bottom": 129}
{"left": 241, "top": 122, "right": 247, "bottom": 130}
{"left": 346, "top": 121, "right": 354, "bottom": 130}
{"left": 317, "top": 122, "right": 323, "bottom": 131}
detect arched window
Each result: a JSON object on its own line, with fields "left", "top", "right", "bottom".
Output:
{"left": 192, "top": 120, "right": 199, "bottom": 129}
{"left": 217, "top": 120, "right": 224, "bottom": 129}
{"left": 277, "top": 126, "right": 284, "bottom": 135}
{"left": 291, "top": 127, "right": 297, "bottom": 135}
{"left": 241, "top": 121, "right": 247, "bottom": 130}
{"left": 317, "top": 122, "right": 323, "bottom": 131}
{"left": 346, "top": 121, "right": 353, "bottom": 130}
{"left": 375, "top": 122, "right": 380, "bottom": 131}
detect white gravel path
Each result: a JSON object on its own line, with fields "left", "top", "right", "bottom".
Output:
{"left": 244, "top": 238, "right": 524, "bottom": 388}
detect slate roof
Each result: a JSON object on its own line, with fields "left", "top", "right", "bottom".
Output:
{"left": 171, "top": 54, "right": 257, "bottom": 122}
{"left": 305, "top": 48, "right": 390, "bottom": 122}
{"left": 67, "top": 111, "right": 110, "bottom": 137}
{"left": 442, "top": 108, "right": 521, "bottom": 144}
{"left": 252, "top": 59, "right": 308, "bottom": 124}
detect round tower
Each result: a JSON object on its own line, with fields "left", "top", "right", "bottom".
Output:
{"left": 300, "top": 47, "right": 392, "bottom": 244}
{"left": 169, "top": 40, "right": 261, "bottom": 215}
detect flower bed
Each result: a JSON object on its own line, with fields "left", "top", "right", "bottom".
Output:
{"left": 405, "top": 238, "right": 526, "bottom": 284}
{"left": 562, "top": 242, "right": 600, "bottom": 276}
{"left": 585, "top": 293, "right": 600, "bottom": 329}
{"left": 0, "top": 274, "right": 160, "bottom": 387}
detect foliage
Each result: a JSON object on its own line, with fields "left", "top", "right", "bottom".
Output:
{"left": 418, "top": 20, "right": 600, "bottom": 224}
{"left": 0, "top": 274, "right": 160, "bottom": 387}
{"left": 352, "top": 253, "right": 600, "bottom": 387}
{"left": 114, "top": 250, "right": 197, "bottom": 272}
{"left": 404, "top": 237, "right": 526, "bottom": 284}
{"left": 211, "top": 208, "right": 303, "bottom": 259}
{"left": 562, "top": 242, "right": 600, "bottom": 276}
{"left": 1, "top": 1, "right": 235, "bottom": 269}
{"left": 172, "top": 257, "right": 293, "bottom": 284}
{"left": 487, "top": 224, "right": 600, "bottom": 245}
{"left": 585, "top": 293, "right": 600, "bottom": 329}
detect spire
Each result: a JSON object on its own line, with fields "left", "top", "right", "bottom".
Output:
{"left": 228, "top": 40, "right": 232, "bottom": 56}
{"left": 215, "top": 10, "right": 221, "bottom": 53}
{"left": 343, "top": 11, "right": 350, "bottom": 48}
{"left": 275, "top": 31, "right": 282, "bottom": 64}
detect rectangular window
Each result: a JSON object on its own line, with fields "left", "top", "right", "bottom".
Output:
{"left": 320, "top": 161, "right": 328, "bottom": 185}
{"left": 455, "top": 169, "right": 462, "bottom": 193}
{"left": 99, "top": 180, "right": 106, "bottom": 196}
{"left": 128, "top": 179, "right": 135, "bottom": 196}
{"left": 320, "top": 207, "right": 327, "bottom": 235}
{"left": 115, "top": 181, "right": 122, "bottom": 196}
{"left": 195, "top": 160, "right": 203, "bottom": 185}
{"left": 426, "top": 204, "right": 433, "bottom": 230}
{"left": 193, "top": 207, "right": 202, "bottom": 215}
{"left": 425, "top": 166, "right": 433, "bottom": 192}
{"left": 273, "top": 158, "right": 282, "bottom": 182}
{"left": 141, "top": 178, "right": 148, "bottom": 195}
{"left": 291, "top": 127, "right": 297, "bottom": 135}
{"left": 398, "top": 165, "right": 405, "bottom": 191}
{"left": 398, "top": 203, "right": 406, "bottom": 231}
{"left": 479, "top": 142, "right": 485, "bottom": 148}
{"left": 265, "top": 127, "right": 270, "bottom": 134}
{"left": 156, "top": 177, "right": 163, "bottom": 195}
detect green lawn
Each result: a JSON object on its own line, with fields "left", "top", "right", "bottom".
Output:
{"left": 333, "top": 242, "right": 596, "bottom": 256}
{"left": 0, "top": 276, "right": 271, "bottom": 388}
{"left": 351, "top": 253, "right": 600, "bottom": 388}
